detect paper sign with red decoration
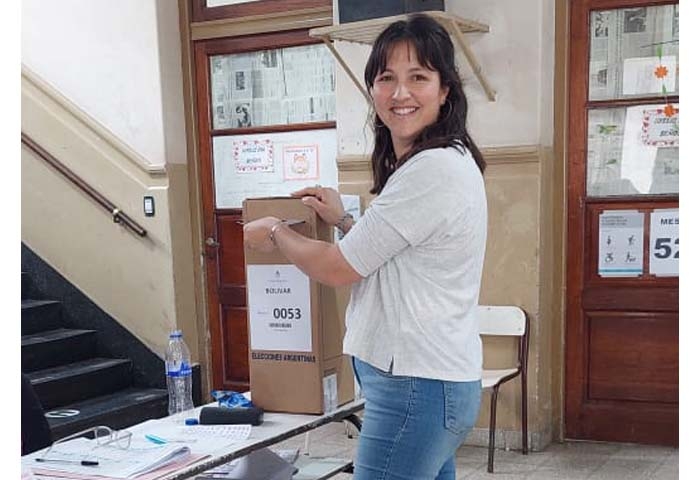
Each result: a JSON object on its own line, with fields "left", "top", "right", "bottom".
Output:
{"left": 234, "top": 139, "right": 274, "bottom": 174}
{"left": 641, "top": 107, "right": 678, "bottom": 147}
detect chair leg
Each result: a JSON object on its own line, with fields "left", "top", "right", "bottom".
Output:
{"left": 487, "top": 386, "right": 500, "bottom": 473}
{"left": 521, "top": 372, "right": 528, "bottom": 455}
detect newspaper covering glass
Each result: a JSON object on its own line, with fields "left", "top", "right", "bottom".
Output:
{"left": 589, "top": 5, "right": 678, "bottom": 101}
{"left": 587, "top": 104, "right": 678, "bottom": 197}
{"left": 210, "top": 44, "right": 336, "bottom": 129}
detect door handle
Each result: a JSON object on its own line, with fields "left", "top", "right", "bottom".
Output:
{"left": 205, "top": 237, "right": 220, "bottom": 248}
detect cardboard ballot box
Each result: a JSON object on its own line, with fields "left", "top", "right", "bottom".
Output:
{"left": 243, "top": 197, "right": 355, "bottom": 414}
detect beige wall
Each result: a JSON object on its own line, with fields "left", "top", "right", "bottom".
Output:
{"left": 21, "top": 0, "right": 188, "bottom": 167}
{"left": 21, "top": 68, "right": 200, "bottom": 367}
{"left": 478, "top": 150, "right": 540, "bottom": 449}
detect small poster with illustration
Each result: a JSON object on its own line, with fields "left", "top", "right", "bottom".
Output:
{"left": 283, "top": 145, "right": 320, "bottom": 181}
{"left": 234, "top": 139, "right": 274, "bottom": 174}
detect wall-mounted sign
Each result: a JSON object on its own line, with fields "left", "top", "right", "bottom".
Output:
{"left": 598, "top": 210, "right": 644, "bottom": 277}
{"left": 246, "top": 264, "right": 312, "bottom": 352}
{"left": 649, "top": 208, "right": 679, "bottom": 276}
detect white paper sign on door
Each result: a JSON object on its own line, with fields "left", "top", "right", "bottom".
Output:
{"left": 598, "top": 210, "right": 644, "bottom": 277}
{"left": 649, "top": 209, "right": 679, "bottom": 277}
{"left": 246, "top": 264, "right": 312, "bottom": 352}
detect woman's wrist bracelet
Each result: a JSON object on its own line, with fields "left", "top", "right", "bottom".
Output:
{"left": 335, "top": 212, "right": 354, "bottom": 234}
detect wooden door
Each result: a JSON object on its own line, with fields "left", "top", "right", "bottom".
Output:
{"left": 193, "top": 29, "right": 336, "bottom": 392}
{"left": 566, "top": 0, "right": 679, "bottom": 445}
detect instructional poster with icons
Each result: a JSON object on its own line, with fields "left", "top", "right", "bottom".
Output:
{"left": 212, "top": 129, "right": 338, "bottom": 208}
{"left": 598, "top": 210, "right": 644, "bottom": 277}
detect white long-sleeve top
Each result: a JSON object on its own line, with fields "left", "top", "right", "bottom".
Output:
{"left": 338, "top": 146, "right": 488, "bottom": 381}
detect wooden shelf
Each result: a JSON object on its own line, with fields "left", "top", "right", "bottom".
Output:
{"left": 309, "top": 10, "right": 496, "bottom": 103}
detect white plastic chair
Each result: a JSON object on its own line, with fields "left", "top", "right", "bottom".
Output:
{"left": 478, "top": 305, "right": 530, "bottom": 473}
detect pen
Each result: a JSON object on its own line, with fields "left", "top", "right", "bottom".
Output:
{"left": 35, "top": 458, "right": 99, "bottom": 467}
{"left": 145, "top": 434, "right": 168, "bottom": 445}
{"left": 145, "top": 434, "right": 194, "bottom": 445}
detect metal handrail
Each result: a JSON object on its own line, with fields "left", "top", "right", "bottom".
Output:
{"left": 21, "top": 132, "right": 148, "bottom": 237}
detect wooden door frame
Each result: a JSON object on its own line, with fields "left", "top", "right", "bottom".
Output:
{"left": 192, "top": 29, "right": 335, "bottom": 390}
{"left": 565, "top": 0, "right": 679, "bottom": 441}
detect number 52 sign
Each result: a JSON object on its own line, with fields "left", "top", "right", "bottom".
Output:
{"left": 649, "top": 209, "right": 678, "bottom": 277}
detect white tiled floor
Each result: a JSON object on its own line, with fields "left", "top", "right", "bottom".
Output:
{"left": 273, "top": 422, "right": 679, "bottom": 479}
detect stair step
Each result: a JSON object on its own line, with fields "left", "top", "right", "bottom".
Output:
{"left": 22, "top": 328, "right": 97, "bottom": 372}
{"left": 21, "top": 299, "right": 63, "bottom": 335}
{"left": 45, "top": 387, "right": 169, "bottom": 440}
{"left": 27, "top": 358, "right": 134, "bottom": 410}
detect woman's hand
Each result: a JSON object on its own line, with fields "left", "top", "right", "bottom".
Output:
{"left": 291, "top": 185, "right": 345, "bottom": 226}
{"left": 243, "top": 216, "right": 280, "bottom": 253}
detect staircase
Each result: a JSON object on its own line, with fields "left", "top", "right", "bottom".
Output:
{"left": 21, "top": 266, "right": 170, "bottom": 441}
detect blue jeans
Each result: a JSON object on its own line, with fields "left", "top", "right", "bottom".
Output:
{"left": 351, "top": 357, "right": 481, "bottom": 480}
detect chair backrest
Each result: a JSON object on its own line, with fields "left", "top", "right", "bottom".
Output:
{"left": 477, "top": 305, "right": 527, "bottom": 337}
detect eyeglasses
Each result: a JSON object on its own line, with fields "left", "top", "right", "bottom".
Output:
{"left": 36, "top": 425, "right": 132, "bottom": 465}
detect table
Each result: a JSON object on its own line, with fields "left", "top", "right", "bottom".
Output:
{"left": 139, "top": 398, "right": 365, "bottom": 480}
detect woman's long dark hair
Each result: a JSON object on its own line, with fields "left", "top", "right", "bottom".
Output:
{"left": 364, "top": 14, "right": 485, "bottom": 194}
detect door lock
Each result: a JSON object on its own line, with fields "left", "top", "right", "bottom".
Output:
{"left": 205, "top": 237, "right": 220, "bottom": 248}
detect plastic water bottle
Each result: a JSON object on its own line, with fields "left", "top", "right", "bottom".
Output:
{"left": 165, "top": 330, "right": 195, "bottom": 419}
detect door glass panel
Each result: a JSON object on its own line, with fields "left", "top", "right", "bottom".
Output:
{"left": 212, "top": 129, "right": 338, "bottom": 208}
{"left": 210, "top": 44, "right": 336, "bottom": 129}
{"left": 589, "top": 4, "right": 678, "bottom": 100}
{"left": 587, "top": 104, "right": 678, "bottom": 196}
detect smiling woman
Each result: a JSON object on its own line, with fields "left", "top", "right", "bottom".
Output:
{"left": 244, "top": 14, "right": 487, "bottom": 480}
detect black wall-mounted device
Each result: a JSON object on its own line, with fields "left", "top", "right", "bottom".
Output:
{"left": 143, "top": 196, "right": 155, "bottom": 217}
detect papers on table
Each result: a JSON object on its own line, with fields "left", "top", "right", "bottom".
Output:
{"left": 22, "top": 437, "right": 196, "bottom": 479}
{"left": 32, "top": 452, "right": 204, "bottom": 480}
{"left": 129, "top": 420, "right": 252, "bottom": 456}
{"left": 23, "top": 420, "right": 255, "bottom": 480}
{"left": 172, "top": 425, "right": 252, "bottom": 443}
